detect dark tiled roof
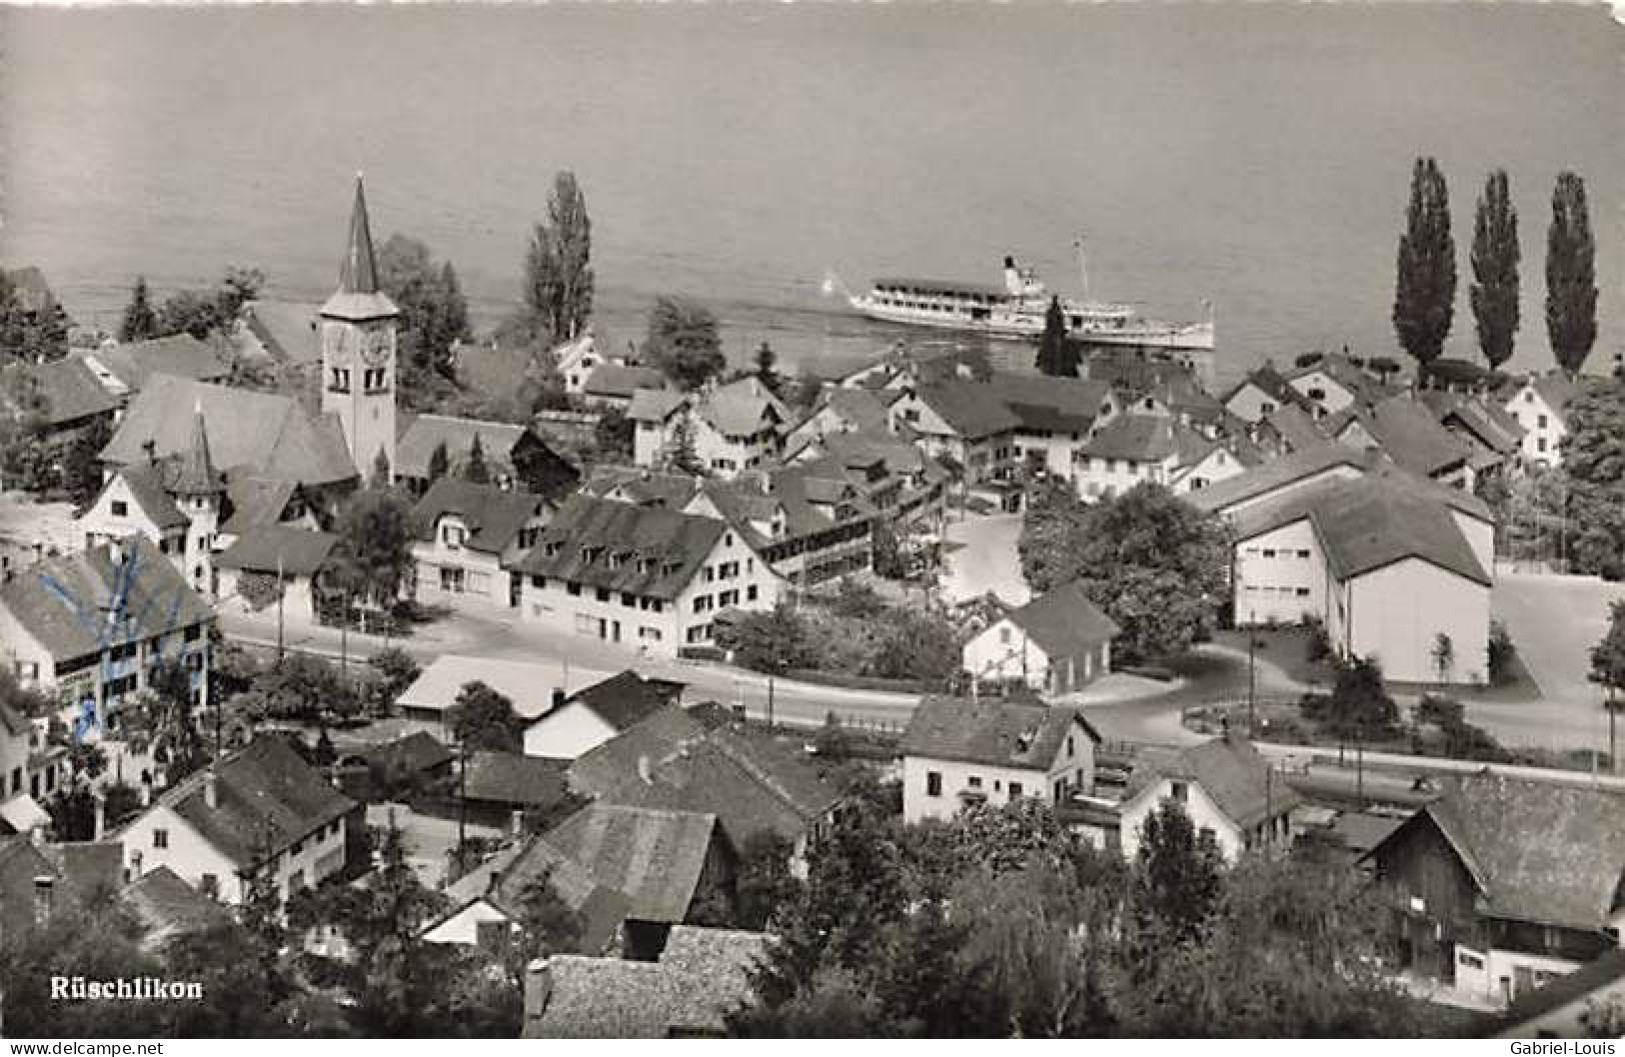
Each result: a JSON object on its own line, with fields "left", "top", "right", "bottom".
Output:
{"left": 584, "top": 364, "right": 668, "bottom": 400}
{"left": 581, "top": 465, "right": 703, "bottom": 509}
{"left": 1002, "top": 580, "right": 1120, "bottom": 659}
{"left": 463, "top": 751, "right": 570, "bottom": 807}
{"left": 102, "top": 374, "right": 356, "bottom": 486}
{"left": 914, "top": 380, "right": 1022, "bottom": 439}
{"left": 1422, "top": 392, "right": 1525, "bottom": 456}
{"left": 411, "top": 478, "right": 550, "bottom": 557}
{"left": 321, "top": 177, "right": 399, "bottom": 322}
{"left": 1330, "top": 396, "right": 1472, "bottom": 477}
{"left": 901, "top": 697, "right": 1099, "bottom": 770}
{"left": 542, "top": 803, "right": 723, "bottom": 924}
{"left": 215, "top": 525, "right": 337, "bottom": 577}
{"left": 1286, "top": 353, "right": 1394, "bottom": 406}
{"left": 1184, "top": 441, "right": 1375, "bottom": 515}
{"left": 626, "top": 388, "right": 686, "bottom": 423}
{"left": 568, "top": 671, "right": 686, "bottom": 733}
{"left": 525, "top": 926, "right": 769, "bottom": 1038}
{"left": 510, "top": 495, "right": 727, "bottom": 602}
{"left": 0, "top": 535, "right": 212, "bottom": 664}
{"left": 1125, "top": 734, "right": 1300, "bottom": 829}
{"left": 3, "top": 357, "right": 118, "bottom": 427}
{"left": 1259, "top": 403, "right": 1327, "bottom": 451}
{"left": 1233, "top": 474, "right": 1490, "bottom": 586}
{"left": 810, "top": 387, "right": 894, "bottom": 435}
{"left": 1082, "top": 413, "right": 1197, "bottom": 462}
{"left": 361, "top": 731, "right": 453, "bottom": 776}
{"left": 441, "top": 834, "right": 631, "bottom": 956}
{"left": 1404, "top": 774, "right": 1625, "bottom": 931}
{"left": 37, "top": 840, "right": 124, "bottom": 907}
{"left": 1222, "top": 363, "right": 1298, "bottom": 407}
{"left": 984, "top": 373, "right": 1115, "bottom": 434}
{"left": 698, "top": 377, "right": 789, "bottom": 438}
{"left": 158, "top": 737, "right": 355, "bottom": 869}
{"left": 219, "top": 477, "right": 300, "bottom": 536}
{"left": 238, "top": 300, "right": 321, "bottom": 365}
{"left": 104, "top": 464, "right": 189, "bottom": 532}
{"left": 568, "top": 705, "right": 707, "bottom": 797}
{"left": 122, "top": 865, "right": 231, "bottom": 950}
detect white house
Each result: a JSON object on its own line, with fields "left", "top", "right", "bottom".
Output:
{"left": 1221, "top": 363, "right": 1304, "bottom": 425}
{"left": 961, "top": 581, "right": 1119, "bottom": 694}
{"left": 887, "top": 380, "right": 1021, "bottom": 497}
{"left": 119, "top": 737, "right": 360, "bottom": 906}
{"left": 411, "top": 478, "right": 552, "bottom": 609}
{"left": 215, "top": 525, "right": 337, "bottom": 627}
{"left": 984, "top": 374, "right": 1119, "bottom": 484}
{"left": 1226, "top": 473, "right": 1493, "bottom": 683}
{"left": 552, "top": 331, "right": 601, "bottom": 395}
{"left": 508, "top": 494, "right": 784, "bottom": 657}
{"left": 627, "top": 389, "right": 689, "bottom": 468}
{"left": 1116, "top": 734, "right": 1300, "bottom": 864}
{"left": 898, "top": 696, "right": 1101, "bottom": 825}
{"left": 398, "top": 655, "right": 571, "bottom": 743}
{"left": 1503, "top": 373, "right": 1580, "bottom": 468}
{"left": 1074, "top": 414, "right": 1212, "bottom": 501}
{"left": 1283, "top": 353, "right": 1390, "bottom": 419}
{"left": 522, "top": 670, "right": 685, "bottom": 760}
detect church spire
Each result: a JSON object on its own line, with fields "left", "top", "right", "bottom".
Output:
{"left": 171, "top": 398, "right": 223, "bottom": 496}
{"left": 339, "top": 173, "right": 380, "bottom": 295}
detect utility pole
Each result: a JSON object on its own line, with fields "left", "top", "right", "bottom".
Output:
{"left": 456, "top": 737, "right": 467, "bottom": 874}
{"left": 275, "top": 553, "right": 286, "bottom": 662}
{"left": 767, "top": 674, "right": 776, "bottom": 729}
{"left": 1247, "top": 610, "right": 1257, "bottom": 735}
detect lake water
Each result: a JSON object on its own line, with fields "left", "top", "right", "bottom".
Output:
{"left": 1, "top": 3, "right": 1620, "bottom": 385}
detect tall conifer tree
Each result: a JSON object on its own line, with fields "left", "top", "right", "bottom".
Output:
{"left": 1546, "top": 170, "right": 1598, "bottom": 377}
{"left": 1470, "top": 170, "right": 1520, "bottom": 371}
{"left": 1393, "top": 157, "right": 1457, "bottom": 381}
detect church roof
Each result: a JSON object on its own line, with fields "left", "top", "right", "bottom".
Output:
{"left": 169, "top": 402, "right": 224, "bottom": 496}
{"left": 321, "top": 176, "right": 398, "bottom": 322}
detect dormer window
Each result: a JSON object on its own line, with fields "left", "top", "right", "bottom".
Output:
{"left": 543, "top": 539, "right": 563, "bottom": 558}
{"left": 329, "top": 367, "right": 351, "bottom": 393}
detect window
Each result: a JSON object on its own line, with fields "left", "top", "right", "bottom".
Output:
{"left": 329, "top": 367, "right": 351, "bottom": 392}
{"left": 926, "top": 771, "right": 942, "bottom": 797}
{"left": 1170, "top": 781, "right": 1188, "bottom": 804}
{"left": 567, "top": 581, "right": 581, "bottom": 597}
{"left": 1067, "top": 736, "right": 1075, "bottom": 757}
{"left": 1537, "top": 413, "right": 1548, "bottom": 429}
{"left": 153, "top": 829, "right": 169, "bottom": 849}
{"left": 718, "top": 589, "right": 739, "bottom": 607}
{"left": 639, "top": 627, "right": 662, "bottom": 642}
{"left": 1295, "top": 587, "right": 1310, "bottom": 597}
{"left": 1297, "top": 549, "right": 1310, "bottom": 559}
{"left": 999, "top": 626, "right": 1012, "bottom": 645}
{"left": 183, "top": 625, "right": 201, "bottom": 643}
{"left": 622, "top": 592, "right": 636, "bottom": 607}
{"left": 1008, "top": 782, "right": 1023, "bottom": 799}
{"left": 968, "top": 776, "right": 982, "bottom": 788}
{"left": 1261, "top": 549, "right": 1276, "bottom": 559}
{"left": 595, "top": 587, "right": 611, "bottom": 603}
{"left": 693, "top": 595, "right": 713, "bottom": 614}
{"left": 363, "top": 367, "right": 387, "bottom": 392}
{"left": 200, "top": 874, "right": 219, "bottom": 899}
{"left": 1538, "top": 437, "right": 1548, "bottom": 453}
{"left": 745, "top": 585, "right": 758, "bottom": 602}
{"left": 110, "top": 500, "right": 128, "bottom": 517}
{"left": 531, "top": 574, "right": 546, "bottom": 589}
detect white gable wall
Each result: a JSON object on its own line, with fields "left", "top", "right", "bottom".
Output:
{"left": 1234, "top": 518, "right": 1329, "bottom": 627}
{"left": 523, "top": 702, "right": 618, "bottom": 760}
{"left": 1342, "top": 558, "right": 1490, "bottom": 684}
{"left": 1225, "top": 382, "right": 1284, "bottom": 424}
{"left": 1119, "top": 777, "right": 1246, "bottom": 864}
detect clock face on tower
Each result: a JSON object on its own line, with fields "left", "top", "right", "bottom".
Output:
{"left": 360, "top": 331, "right": 390, "bottom": 368}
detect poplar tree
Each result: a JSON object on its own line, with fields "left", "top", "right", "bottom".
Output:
{"left": 1393, "top": 157, "right": 1456, "bottom": 380}
{"left": 1469, "top": 170, "right": 1519, "bottom": 371}
{"left": 1034, "top": 296, "right": 1079, "bottom": 377}
{"left": 464, "top": 434, "right": 490, "bottom": 484}
{"left": 118, "top": 276, "right": 160, "bottom": 343}
{"left": 1546, "top": 170, "right": 1598, "bottom": 377}
{"left": 523, "top": 171, "right": 594, "bottom": 345}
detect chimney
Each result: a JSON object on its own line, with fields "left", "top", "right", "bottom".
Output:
{"left": 32, "top": 875, "right": 54, "bottom": 924}
{"left": 636, "top": 755, "right": 653, "bottom": 785}
{"left": 551, "top": 687, "right": 566, "bottom": 712}
{"left": 92, "top": 793, "right": 105, "bottom": 841}
{"left": 510, "top": 809, "right": 525, "bottom": 838}
{"left": 29, "top": 824, "right": 44, "bottom": 847}
{"left": 204, "top": 769, "right": 218, "bottom": 810}
{"left": 525, "top": 959, "right": 555, "bottom": 1029}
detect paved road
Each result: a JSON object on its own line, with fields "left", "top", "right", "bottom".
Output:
{"left": 942, "top": 512, "right": 1028, "bottom": 605}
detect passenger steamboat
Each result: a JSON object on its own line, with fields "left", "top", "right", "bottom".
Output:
{"left": 843, "top": 246, "right": 1215, "bottom": 352}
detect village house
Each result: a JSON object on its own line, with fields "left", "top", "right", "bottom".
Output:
{"left": 0, "top": 699, "right": 66, "bottom": 814}
{"left": 78, "top": 403, "right": 226, "bottom": 597}
{"left": 508, "top": 493, "right": 784, "bottom": 656}
{"left": 582, "top": 364, "right": 669, "bottom": 412}
{"left": 0, "top": 535, "right": 214, "bottom": 735}
{"left": 541, "top": 801, "right": 737, "bottom": 959}
{"left": 1503, "top": 373, "right": 1579, "bottom": 468}
{"left": 422, "top": 832, "right": 631, "bottom": 956}
{"left": 1283, "top": 352, "right": 1394, "bottom": 419}
{"left": 1074, "top": 413, "right": 1216, "bottom": 501}
{"left": 234, "top": 299, "right": 323, "bottom": 374}
{"left": 0, "top": 356, "right": 120, "bottom": 490}
{"left": 961, "top": 581, "right": 1119, "bottom": 694}
{"left": 411, "top": 478, "right": 553, "bottom": 608}
{"left": 1421, "top": 391, "right": 1525, "bottom": 481}
{"left": 1253, "top": 402, "right": 1328, "bottom": 458}
{"left": 1221, "top": 363, "right": 1314, "bottom": 425}
{"left": 394, "top": 414, "right": 579, "bottom": 499}
{"left": 782, "top": 386, "right": 899, "bottom": 454}
{"left": 459, "top": 751, "right": 572, "bottom": 827}
{"left": 0, "top": 833, "right": 123, "bottom": 941}
{"left": 899, "top": 696, "right": 1101, "bottom": 825}
{"left": 984, "top": 373, "right": 1119, "bottom": 483}
{"left": 120, "top": 864, "right": 233, "bottom": 954}
{"left": 627, "top": 388, "right": 689, "bottom": 468}
{"left": 118, "top": 736, "right": 362, "bottom": 905}
{"left": 523, "top": 669, "right": 685, "bottom": 760}
{"left": 1365, "top": 773, "right": 1625, "bottom": 1010}
{"left": 396, "top": 655, "right": 570, "bottom": 743}
{"left": 887, "top": 378, "right": 1022, "bottom": 506}
{"left": 77, "top": 334, "right": 230, "bottom": 404}
{"left": 552, "top": 331, "right": 601, "bottom": 395}
{"left": 1322, "top": 394, "right": 1476, "bottom": 489}
{"left": 1112, "top": 733, "right": 1301, "bottom": 863}
{"left": 1486, "top": 948, "right": 1625, "bottom": 1038}
{"left": 523, "top": 926, "right": 770, "bottom": 1038}
{"left": 214, "top": 524, "right": 338, "bottom": 626}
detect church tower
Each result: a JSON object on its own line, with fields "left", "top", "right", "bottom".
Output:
{"left": 170, "top": 399, "right": 224, "bottom": 597}
{"left": 320, "top": 175, "right": 400, "bottom": 483}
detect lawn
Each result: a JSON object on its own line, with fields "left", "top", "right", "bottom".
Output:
{"left": 1213, "top": 627, "right": 1340, "bottom": 690}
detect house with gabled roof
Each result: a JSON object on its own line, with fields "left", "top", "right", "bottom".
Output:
{"left": 508, "top": 494, "right": 783, "bottom": 657}
{"left": 1422, "top": 391, "right": 1525, "bottom": 479}
{"left": 961, "top": 580, "right": 1119, "bottom": 694}
{"left": 79, "top": 334, "right": 229, "bottom": 400}
{"left": 394, "top": 413, "right": 579, "bottom": 500}
{"left": 214, "top": 524, "right": 339, "bottom": 626}
{"left": 1285, "top": 352, "right": 1395, "bottom": 418}
{"left": 234, "top": 299, "right": 322, "bottom": 370}
{"left": 524, "top": 926, "right": 770, "bottom": 1038}
{"left": 397, "top": 655, "right": 572, "bottom": 741}
{"left": 0, "top": 356, "right": 120, "bottom": 472}
{"left": 522, "top": 670, "right": 686, "bottom": 761}
{"left": 582, "top": 364, "right": 669, "bottom": 411}
{"left": 899, "top": 696, "right": 1101, "bottom": 824}
{"left": 410, "top": 478, "right": 553, "bottom": 608}
{"left": 1221, "top": 362, "right": 1312, "bottom": 425}
{"left": 552, "top": 330, "right": 604, "bottom": 395}
{"left": 783, "top": 386, "right": 899, "bottom": 455}
{"left": 1503, "top": 372, "right": 1581, "bottom": 468}
{"left": 121, "top": 865, "right": 232, "bottom": 953}
{"left": 627, "top": 389, "right": 690, "bottom": 468}
{"left": 0, "top": 833, "right": 123, "bottom": 941}
{"left": 1075, "top": 413, "right": 1214, "bottom": 501}
{"left": 1324, "top": 394, "right": 1476, "bottom": 488}
{"left": 984, "top": 373, "right": 1119, "bottom": 483}
{"left": 887, "top": 378, "right": 1022, "bottom": 499}
{"left": 1365, "top": 773, "right": 1625, "bottom": 1009}
{"left": 1485, "top": 948, "right": 1625, "bottom": 1038}
{"left": 118, "top": 736, "right": 361, "bottom": 906}
{"left": 1254, "top": 402, "right": 1329, "bottom": 458}
{"left": 0, "top": 535, "right": 214, "bottom": 735}
{"left": 1113, "top": 733, "right": 1301, "bottom": 863}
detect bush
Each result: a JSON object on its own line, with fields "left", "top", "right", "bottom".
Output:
{"left": 1486, "top": 620, "right": 1517, "bottom": 686}
{"left": 1304, "top": 616, "right": 1332, "bottom": 664}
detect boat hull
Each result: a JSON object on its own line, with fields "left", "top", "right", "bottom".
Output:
{"left": 850, "top": 297, "right": 1215, "bottom": 352}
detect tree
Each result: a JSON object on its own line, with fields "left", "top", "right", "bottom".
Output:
{"left": 327, "top": 488, "right": 415, "bottom": 622}
{"left": 1430, "top": 632, "right": 1455, "bottom": 685}
{"left": 1393, "top": 156, "right": 1456, "bottom": 380}
{"left": 369, "top": 448, "right": 392, "bottom": 491}
{"left": 736, "top": 831, "right": 801, "bottom": 931}
{"left": 1556, "top": 378, "right": 1625, "bottom": 578}
{"left": 0, "top": 270, "right": 71, "bottom": 365}
{"left": 1469, "top": 170, "right": 1520, "bottom": 371}
{"left": 664, "top": 411, "right": 703, "bottom": 475}
{"left": 871, "top": 522, "right": 905, "bottom": 579}
{"left": 1315, "top": 655, "right": 1399, "bottom": 742}
{"left": 510, "top": 868, "right": 585, "bottom": 962}
{"left": 1546, "top": 170, "right": 1598, "bottom": 377}
{"left": 644, "top": 296, "right": 725, "bottom": 391}
{"left": 62, "top": 416, "right": 113, "bottom": 509}
{"left": 719, "top": 602, "right": 811, "bottom": 674}
{"left": 752, "top": 341, "right": 784, "bottom": 397}
{"left": 1017, "top": 481, "right": 1230, "bottom": 663}
{"left": 1588, "top": 600, "right": 1625, "bottom": 708}
{"left": 239, "top": 654, "right": 362, "bottom": 725}
{"left": 118, "top": 276, "right": 160, "bottom": 343}
{"left": 522, "top": 171, "right": 594, "bottom": 345}
{"left": 427, "top": 440, "right": 450, "bottom": 483}
{"left": 126, "top": 658, "right": 207, "bottom": 787}
{"left": 463, "top": 434, "right": 490, "bottom": 484}
{"left": 867, "top": 609, "right": 960, "bottom": 683}
{"left": 377, "top": 234, "right": 470, "bottom": 407}
{"left": 1131, "top": 799, "right": 1224, "bottom": 948}
{"left": 368, "top": 647, "right": 421, "bottom": 708}
{"left": 592, "top": 406, "right": 634, "bottom": 460}
{"left": 156, "top": 267, "right": 264, "bottom": 341}
{"left": 1034, "top": 296, "right": 1079, "bottom": 378}
{"left": 449, "top": 680, "right": 526, "bottom": 752}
